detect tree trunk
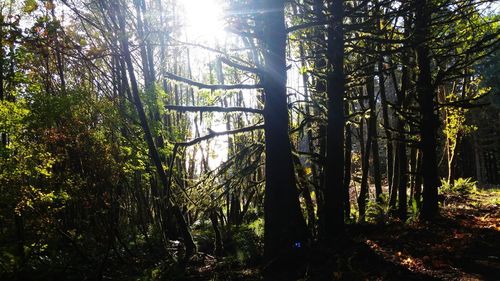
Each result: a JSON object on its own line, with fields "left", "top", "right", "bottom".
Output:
{"left": 322, "top": 0, "right": 345, "bottom": 240}
{"left": 358, "top": 89, "right": 372, "bottom": 221}
{"left": 114, "top": 1, "right": 196, "bottom": 255}
{"left": 396, "top": 123, "right": 408, "bottom": 221}
{"left": 414, "top": 149, "right": 423, "bottom": 206}
{"left": 376, "top": 6, "right": 393, "bottom": 196}
{"left": 0, "top": 14, "right": 5, "bottom": 147}
{"left": 343, "top": 103, "right": 352, "bottom": 219}
{"left": 409, "top": 145, "right": 417, "bottom": 203}
{"left": 260, "top": 1, "right": 308, "bottom": 279}
{"left": 313, "top": 0, "right": 328, "bottom": 227}
{"left": 209, "top": 210, "right": 223, "bottom": 257}
{"left": 396, "top": 15, "right": 410, "bottom": 221}
{"left": 415, "top": 0, "right": 440, "bottom": 220}
{"left": 293, "top": 154, "right": 317, "bottom": 237}
{"left": 297, "top": 29, "right": 317, "bottom": 236}
{"left": 368, "top": 73, "right": 382, "bottom": 201}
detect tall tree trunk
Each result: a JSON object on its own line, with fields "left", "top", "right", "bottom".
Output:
{"left": 358, "top": 89, "right": 372, "bottom": 222}
{"left": 368, "top": 74, "right": 382, "bottom": 201}
{"left": 379, "top": 73, "right": 394, "bottom": 194}
{"left": 296, "top": 24, "right": 317, "bottom": 236}
{"left": 260, "top": 1, "right": 307, "bottom": 279}
{"left": 313, "top": 0, "right": 328, "bottom": 226}
{"left": 376, "top": 3, "right": 393, "bottom": 197}
{"left": 0, "top": 14, "right": 6, "bottom": 147}
{"left": 389, "top": 142, "right": 399, "bottom": 210}
{"left": 409, "top": 145, "right": 417, "bottom": 203}
{"left": 396, "top": 14, "right": 411, "bottom": 221}
{"left": 415, "top": 0, "right": 440, "bottom": 220}
{"left": 343, "top": 103, "right": 352, "bottom": 219}
{"left": 414, "top": 149, "right": 423, "bottom": 206}
{"left": 322, "top": 0, "right": 345, "bottom": 240}
{"left": 395, "top": 123, "right": 408, "bottom": 220}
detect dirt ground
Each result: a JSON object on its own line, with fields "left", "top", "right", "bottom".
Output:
{"left": 334, "top": 188, "right": 500, "bottom": 280}
{"left": 184, "top": 188, "right": 500, "bottom": 281}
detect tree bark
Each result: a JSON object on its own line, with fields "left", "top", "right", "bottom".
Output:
{"left": 395, "top": 14, "right": 411, "bottom": 221}
{"left": 209, "top": 210, "right": 223, "bottom": 257}
{"left": 368, "top": 73, "right": 382, "bottom": 201}
{"left": 0, "top": 14, "right": 5, "bottom": 147}
{"left": 358, "top": 88, "right": 372, "bottom": 221}
{"left": 260, "top": 1, "right": 308, "bottom": 279}
{"left": 415, "top": 0, "right": 440, "bottom": 220}
{"left": 313, "top": 0, "right": 327, "bottom": 226}
{"left": 322, "top": 0, "right": 345, "bottom": 240}
{"left": 343, "top": 103, "right": 352, "bottom": 219}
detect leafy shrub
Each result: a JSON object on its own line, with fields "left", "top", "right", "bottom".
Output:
{"left": 191, "top": 218, "right": 263, "bottom": 265}
{"left": 407, "top": 198, "right": 420, "bottom": 223}
{"left": 192, "top": 221, "right": 215, "bottom": 254}
{"left": 218, "top": 218, "right": 263, "bottom": 266}
{"left": 366, "top": 194, "right": 389, "bottom": 224}
{"left": 227, "top": 224, "right": 263, "bottom": 266}
{"left": 440, "top": 178, "right": 477, "bottom": 195}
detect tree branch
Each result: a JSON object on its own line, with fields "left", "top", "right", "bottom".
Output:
{"left": 164, "top": 72, "right": 262, "bottom": 90}
{"left": 286, "top": 20, "right": 328, "bottom": 34}
{"left": 176, "top": 124, "right": 264, "bottom": 147}
{"left": 219, "top": 56, "right": 260, "bottom": 74}
{"left": 165, "top": 105, "right": 263, "bottom": 114}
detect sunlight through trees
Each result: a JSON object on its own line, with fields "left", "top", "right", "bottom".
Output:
{"left": 0, "top": 0, "right": 499, "bottom": 280}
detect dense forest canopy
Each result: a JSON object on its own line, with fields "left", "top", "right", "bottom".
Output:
{"left": 1, "top": 0, "right": 499, "bottom": 280}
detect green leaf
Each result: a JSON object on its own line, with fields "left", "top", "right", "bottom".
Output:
{"left": 23, "top": 0, "right": 38, "bottom": 14}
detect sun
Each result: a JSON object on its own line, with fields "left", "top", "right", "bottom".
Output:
{"left": 182, "top": 0, "right": 227, "bottom": 41}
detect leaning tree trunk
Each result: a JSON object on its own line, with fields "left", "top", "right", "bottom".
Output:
{"left": 113, "top": 1, "right": 196, "bottom": 255}
{"left": 260, "top": 1, "right": 308, "bottom": 279}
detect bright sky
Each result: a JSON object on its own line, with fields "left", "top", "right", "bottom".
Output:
{"left": 182, "top": 0, "right": 227, "bottom": 42}
{"left": 181, "top": 0, "right": 232, "bottom": 170}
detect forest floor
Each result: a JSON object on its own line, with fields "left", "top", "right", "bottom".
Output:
{"left": 183, "top": 187, "right": 500, "bottom": 281}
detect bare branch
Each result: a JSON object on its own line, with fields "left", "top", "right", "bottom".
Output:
{"left": 219, "top": 57, "right": 260, "bottom": 74}
{"left": 176, "top": 124, "right": 264, "bottom": 147}
{"left": 165, "top": 105, "right": 263, "bottom": 114}
{"left": 164, "top": 72, "right": 262, "bottom": 90}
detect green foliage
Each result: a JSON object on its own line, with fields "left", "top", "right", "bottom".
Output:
{"left": 477, "top": 48, "right": 500, "bottom": 109}
{"left": 365, "top": 194, "right": 389, "bottom": 225}
{"left": 191, "top": 218, "right": 263, "bottom": 266}
{"left": 440, "top": 178, "right": 477, "bottom": 195}
{"left": 0, "top": 0, "right": 497, "bottom": 278}
{"left": 192, "top": 221, "right": 215, "bottom": 254}
{"left": 248, "top": 217, "right": 264, "bottom": 238}
{"left": 23, "top": 0, "right": 39, "bottom": 13}
{"left": 227, "top": 224, "right": 263, "bottom": 265}
{"left": 407, "top": 198, "right": 420, "bottom": 223}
